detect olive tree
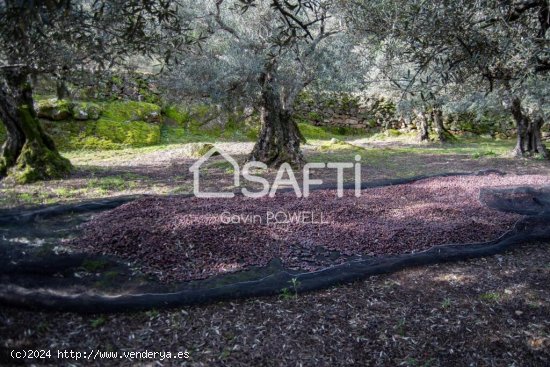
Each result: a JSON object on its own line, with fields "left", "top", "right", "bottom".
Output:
{"left": 364, "top": 46, "right": 460, "bottom": 142}
{"left": 162, "top": 0, "right": 354, "bottom": 167}
{"left": 0, "top": 0, "right": 192, "bottom": 183}
{"left": 344, "top": 0, "right": 550, "bottom": 157}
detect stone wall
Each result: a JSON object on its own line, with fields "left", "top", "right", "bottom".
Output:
{"left": 293, "top": 92, "right": 538, "bottom": 139}
{"left": 294, "top": 92, "right": 400, "bottom": 130}
{"left": 442, "top": 111, "right": 516, "bottom": 139}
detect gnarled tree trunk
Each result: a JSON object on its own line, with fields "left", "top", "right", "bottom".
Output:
{"left": 415, "top": 109, "right": 430, "bottom": 142}
{"left": 431, "top": 107, "right": 452, "bottom": 142}
{"left": 56, "top": 78, "right": 70, "bottom": 100}
{"left": 0, "top": 66, "right": 72, "bottom": 183}
{"left": 530, "top": 116, "right": 549, "bottom": 158}
{"left": 248, "top": 67, "right": 305, "bottom": 167}
{"left": 510, "top": 96, "right": 548, "bottom": 159}
{"left": 511, "top": 97, "right": 528, "bottom": 157}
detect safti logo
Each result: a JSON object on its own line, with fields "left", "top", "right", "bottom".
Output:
{"left": 189, "top": 147, "right": 362, "bottom": 198}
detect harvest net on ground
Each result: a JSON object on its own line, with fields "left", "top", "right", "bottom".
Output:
{"left": 72, "top": 174, "right": 550, "bottom": 282}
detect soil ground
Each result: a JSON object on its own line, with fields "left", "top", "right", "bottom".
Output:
{"left": 1, "top": 243, "right": 548, "bottom": 366}
{"left": 1, "top": 136, "right": 549, "bottom": 366}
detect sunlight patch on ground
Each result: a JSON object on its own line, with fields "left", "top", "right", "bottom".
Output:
{"left": 433, "top": 273, "right": 476, "bottom": 285}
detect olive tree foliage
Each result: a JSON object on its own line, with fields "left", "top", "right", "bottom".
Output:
{"left": 343, "top": 0, "right": 550, "bottom": 157}
{"left": 162, "top": 0, "right": 359, "bottom": 167}
{"left": 0, "top": 0, "right": 193, "bottom": 183}
{"left": 364, "top": 45, "right": 465, "bottom": 142}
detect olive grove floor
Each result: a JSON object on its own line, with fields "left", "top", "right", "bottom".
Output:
{"left": 1, "top": 136, "right": 549, "bottom": 208}
{"left": 1, "top": 243, "right": 548, "bottom": 366}
{"left": 0, "top": 136, "right": 549, "bottom": 366}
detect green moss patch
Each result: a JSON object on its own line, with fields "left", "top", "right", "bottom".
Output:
{"left": 71, "top": 102, "right": 101, "bottom": 120}
{"left": 41, "top": 118, "right": 160, "bottom": 150}
{"left": 161, "top": 104, "right": 259, "bottom": 143}
{"left": 386, "top": 129, "right": 401, "bottom": 137}
{"left": 298, "top": 123, "right": 333, "bottom": 140}
{"left": 367, "top": 130, "right": 418, "bottom": 142}
{"left": 95, "top": 119, "right": 160, "bottom": 146}
{"left": 37, "top": 101, "right": 259, "bottom": 149}
{"left": 161, "top": 126, "right": 189, "bottom": 144}
{"left": 102, "top": 101, "right": 161, "bottom": 124}
{"left": 163, "top": 105, "right": 190, "bottom": 126}
{"left": 34, "top": 99, "right": 102, "bottom": 121}
{"left": 39, "top": 100, "right": 164, "bottom": 150}
{"left": 34, "top": 99, "right": 165, "bottom": 124}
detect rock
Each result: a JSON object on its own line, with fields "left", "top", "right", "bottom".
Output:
{"left": 35, "top": 98, "right": 71, "bottom": 121}
{"left": 86, "top": 104, "right": 101, "bottom": 120}
{"left": 73, "top": 108, "right": 89, "bottom": 120}
{"left": 71, "top": 102, "right": 101, "bottom": 120}
{"left": 188, "top": 143, "right": 218, "bottom": 158}
{"left": 145, "top": 110, "right": 161, "bottom": 123}
{"left": 36, "top": 99, "right": 102, "bottom": 121}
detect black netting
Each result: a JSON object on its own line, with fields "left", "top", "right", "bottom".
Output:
{"left": 480, "top": 186, "right": 550, "bottom": 216}
{"left": 1, "top": 172, "right": 549, "bottom": 313}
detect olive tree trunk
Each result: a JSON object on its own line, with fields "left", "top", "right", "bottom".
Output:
{"left": 415, "top": 109, "right": 430, "bottom": 142}
{"left": 56, "top": 78, "right": 70, "bottom": 100}
{"left": 510, "top": 97, "right": 548, "bottom": 159}
{"left": 431, "top": 107, "right": 452, "bottom": 142}
{"left": 0, "top": 67, "right": 71, "bottom": 183}
{"left": 248, "top": 68, "right": 305, "bottom": 167}
{"left": 510, "top": 97, "right": 528, "bottom": 157}
{"left": 528, "top": 116, "right": 549, "bottom": 158}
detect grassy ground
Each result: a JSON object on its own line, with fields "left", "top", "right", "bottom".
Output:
{"left": 0, "top": 132, "right": 549, "bottom": 366}
{"left": 0, "top": 133, "right": 548, "bottom": 208}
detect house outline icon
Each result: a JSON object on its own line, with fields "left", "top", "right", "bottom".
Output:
{"left": 189, "top": 146, "right": 240, "bottom": 198}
